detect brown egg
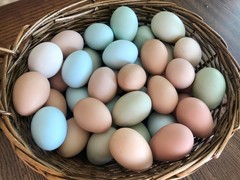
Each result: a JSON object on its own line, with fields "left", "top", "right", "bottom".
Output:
{"left": 176, "top": 97, "right": 214, "bottom": 138}
{"left": 172, "top": 93, "right": 191, "bottom": 117}
{"left": 73, "top": 97, "right": 112, "bottom": 133}
{"left": 49, "top": 68, "right": 68, "bottom": 92}
{"left": 88, "top": 67, "right": 117, "bottom": 103}
{"left": 45, "top": 89, "right": 67, "bottom": 116}
{"left": 165, "top": 58, "right": 195, "bottom": 89}
{"left": 57, "top": 118, "right": 90, "bottom": 158}
{"left": 150, "top": 123, "right": 194, "bottom": 161}
{"left": 13, "top": 72, "right": 50, "bottom": 116}
{"left": 109, "top": 128, "right": 153, "bottom": 172}
{"left": 140, "top": 39, "right": 168, "bottom": 75}
{"left": 117, "top": 64, "right": 147, "bottom": 91}
{"left": 147, "top": 75, "right": 178, "bottom": 114}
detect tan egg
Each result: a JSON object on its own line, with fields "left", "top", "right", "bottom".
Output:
{"left": 13, "top": 72, "right": 50, "bottom": 116}
{"left": 51, "top": 30, "right": 84, "bottom": 57}
{"left": 45, "top": 89, "right": 67, "bottom": 116}
{"left": 147, "top": 76, "right": 178, "bottom": 114}
{"left": 57, "top": 118, "right": 90, "bottom": 158}
{"left": 49, "top": 68, "right": 68, "bottom": 92}
{"left": 140, "top": 39, "right": 168, "bottom": 75}
{"left": 150, "top": 123, "right": 194, "bottom": 161}
{"left": 117, "top": 64, "right": 147, "bottom": 91}
{"left": 176, "top": 97, "right": 214, "bottom": 138}
{"left": 73, "top": 97, "right": 112, "bottom": 133}
{"left": 165, "top": 58, "right": 195, "bottom": 89}
{"left": 109, "top": 128, "right": 153, "bottom": 172}
{"left": 88, "top": 67, "right": 117, "bottom": 103}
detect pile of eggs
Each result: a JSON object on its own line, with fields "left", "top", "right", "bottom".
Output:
{"left": 12, "top": 6, "right": 227, "bottom": 172}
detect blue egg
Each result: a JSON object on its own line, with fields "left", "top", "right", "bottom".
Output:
{"left": 62, "top": 50, "right": 93, "bottom": 88}
{"left": 84, "top": 23, "right": 114, "bottom": 50}
{"left": 110, "top": 6, "right": 138, "bottom": 41}
{"left": 65, "top": 86, "right": 89, "bottom": 111}
{"left": 147, "top": 112, "right": 176, "bottom": 136}
{"left": 102, "top": 40, "right": 138, "bottom": 69}
{"left": 83, "top": 47, "right": 102, "bottom": 71}
{"left": 31, "top": 106, "right": 67, "bottom": 151}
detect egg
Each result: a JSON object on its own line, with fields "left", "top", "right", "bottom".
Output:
{"left": 83, "top": 47, "right": 102, "bottom": 71}
{"left": 110, "top": 6, "right": 138, "bottom": 41}
{"left": 84, "top": 23, "right": 114, "bottom": 50}
{"left": 57, "top": 118, "right": 90, "bottom": 158}
{"left": 62, "top": 50, "right": 93, "bottom": 88}
{"left": 151, "top": 11, "right": 185, "bottom": 43}
{"left": 106, "top": 95, "right": 120, "bottom": 113}
{"left": 28, "top": 42, "right": 63, "bottom": 78}
{"left": 49, "top": 68, "right": 68, "bottom": 92}
{"left": 87, "top": 127, "right": 116, "bottom": 165}
{"left": 112, "top": 91, "right": 152, "bottom": 126}
{"left": 12, "top": 72, "right": 50, "bottom": 116}
{"left": 102, "top": 40, "right": 138, "bottom": 69}
{"left": 65, "top": 86, "right": 88, "bottom": 111}
{"left": 147, "top": 112, "right": 176, "bottom": 136}
{"left": 45, "top": 89, "right": 67, "bottom": 116}
{"left": 109, "top": 128, "right": 153, "bottom": 172}
{"left": 73, "top": 97, "right": 112, "bottom": 133}
{"left": 150, "top": 123, "right": 194, "bottom": 161}
{"left": 164, "top": 43, "right": 174, "bottom": 62}
{"left": 140, "top": 39, "right": 168, "bottom": 75}
{"left": 88, "top": 67, "right": 117, "bottom": 103}
{"left": 133, "top": 25, "right": 155, "bottom": 50}
{"left": 176, "top": 97, "right": 214, "bottom": 138}
{"left": 174, "top": 37, "right": 202, "bottom": 67}
{"left": 130, "top": 123, "right": 151, "bottom": 143}
{"left": 117, "top": 64, "right": 147, "bottom": 91}
{"left": 31, "top": 106, "right": 67, "bottom": 151}
{"left": 165, "top": 58, "right": 195, "bottom": 89}
{"left": 51, "top": 30, "right": 84, "bottom": 57}
{"left": 147, "top": 76, "right": 178, "bottom": 114}
{"left": 193, "top": 67, "right": 226, "bottom": 109}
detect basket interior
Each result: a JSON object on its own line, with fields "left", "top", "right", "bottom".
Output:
{"left": 2, "top": 1, "right": 239, "bottom": 179}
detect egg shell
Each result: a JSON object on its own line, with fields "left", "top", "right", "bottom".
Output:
{"left": 31, "top": 106, "right": 67, "bottom": 151}
{"left": 88, "top": 67, "right": 117, "bottom": 103}
{"left": 140, "top": 39, "right": 168, "bottom": 75}
{"left": 117, "top": 64, "right": 147, "bottom": 91}
{"left": 176, "top": 97, "right": 214, "bottom": 138}
{"left": 174, "top": 37, "right": 202, "bottom": 67}
{"left": 147, "top": 76, "right": 178, "bottom": 114}
{"left": 147, "top": 112, "right": 176, "bottom": 136}
{"left": 65, "top": 86, "right": 88, "bottom": 111}
{"left": 151, "top": 11, "right": 185, "bottom": 43}
{"left": 150, "top": 123, "right": 194, "bottom": 161}
{"left": 172, "top": 93, "right": 191, "bottom": 117}
{"left": 28, "top": 42, "right": 63, "bottom": 78}
{"left": 73, "top": 97, "right": 112, "bottom": 133}
{"left": 112, "top": 91, "right": 152, "bottom": 126}
{"left": 62, "top": 50, "right": 93, "bottom": 88}
{"left": 133, "top": 25, "right": 155, "bottom": 50}
{"left": 106, "top": 95, "right": 120, "bottom": 113}
{"left": 51, "top": 30, "right": 84, "bottom": 57}
{"left": 83, "top": 47, "right": 102, "bottom": 71}
{"left": 49, "top": 68, "right": 68, "bottom": 92}
{"left": 110, "top": 6, "right": 138, "bottom": 41}
{"left": 87, "top": 127, "right": 116, "bottom": 165}
{"left": 164, "top": 43, "right": 174, "bottom": 62}
{"left": 130, "top": 123, "right": 151, "bottom": 143}
{"left": 13, "top": 72, "right": 50, "bottom": 116}
{"left": 84, "top": 23, "right": 114, "bottom": 50}
{"left": 193, "top": 67, "right": 226, "bottom": 109}
{"left": 45, "top": 89, "right": 67, "bottom": 116}
{"left": 57, "top": 118, "right": 90, "bottom": 158}
{"left": 102, "top": 40, "right": 138, "bottom": 69}
{"left": 165, "top": 58, "right": 195, "bottom": 89}
{"left": 109, "top": 128, "right": 153, "bottom": 172}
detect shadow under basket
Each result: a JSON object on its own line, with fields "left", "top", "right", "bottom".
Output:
{"left": 0, "top": 0, "right": 240, "bottom": 179}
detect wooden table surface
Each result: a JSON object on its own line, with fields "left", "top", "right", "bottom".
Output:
{"left": 0, "top": 0, "right": 239, "bottom": 180}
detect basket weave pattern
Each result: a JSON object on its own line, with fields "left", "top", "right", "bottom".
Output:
{"left": 0, "top": 0, "right": 240, "bottom": 179}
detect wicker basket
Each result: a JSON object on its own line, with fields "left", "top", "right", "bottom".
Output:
{"left": 0, "top": 0, "right": 239, "bottom": 179}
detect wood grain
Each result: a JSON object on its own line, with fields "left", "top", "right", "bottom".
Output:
{"left": 0, "top": 0, "right": 239, "bottom": 179}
